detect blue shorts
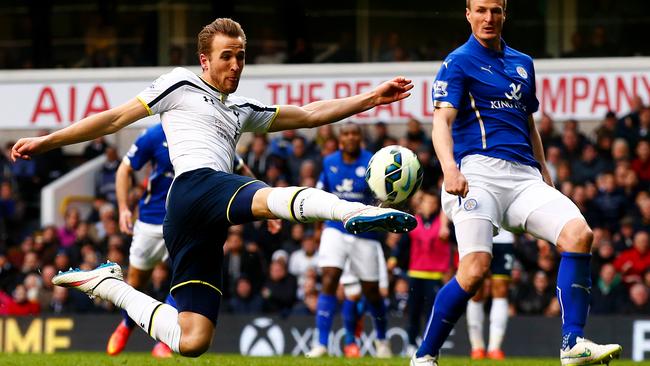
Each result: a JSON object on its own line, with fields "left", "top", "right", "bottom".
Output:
{"left": 163, "top": 168, "right": 267, "bottom": 323}
{"left": 490, "top": 243, "right": 514, "bottom": 279}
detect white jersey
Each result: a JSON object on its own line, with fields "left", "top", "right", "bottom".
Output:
{"left": 136, "top": 67, "right": 278, "bottom": 176}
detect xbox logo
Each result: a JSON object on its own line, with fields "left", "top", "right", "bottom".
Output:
{"left": 239, "top": 317, "right": 285, "bottom": 356}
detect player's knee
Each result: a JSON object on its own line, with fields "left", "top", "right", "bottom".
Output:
{"left": 558, "top": 219, "right": 593, "bottom": 253}
{"left": 179, "top": 334, "right": 211, "bottom": 357}
{"left": 457, "top": 253, "right": 491, "bottom": 293}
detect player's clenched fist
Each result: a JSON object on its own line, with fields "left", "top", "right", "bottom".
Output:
{"left": 443, "top": 168, "right": 469, "bottom": 198}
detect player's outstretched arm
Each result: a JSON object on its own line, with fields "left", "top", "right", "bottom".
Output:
{"left": 432, "top": 107, "right": 468, "bottom": 198}
{"left": 527, "top": 115, "right": 554, "bottom": 187}
{"left": 268, "top": 76, "right": 413, "bottom": 132}
{"left": 11, "top": 98, "right": 148, "bottom": 161}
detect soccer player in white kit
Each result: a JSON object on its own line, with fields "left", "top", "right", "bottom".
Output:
{"left": 410, "top": 1, "right": 621, "bottom": 365}
{"left": 12, "top": 18, "right": 417, "bottom": 358}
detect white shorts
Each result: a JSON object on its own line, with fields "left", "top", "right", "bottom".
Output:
{"left": 318, "top": 227, "right": 381, "bottom": 282}
{"left": 128, "top": 220, "right": 169, "bottom": 271}
{"left": 442, "top": 155, "right": 583, "bottom": 257}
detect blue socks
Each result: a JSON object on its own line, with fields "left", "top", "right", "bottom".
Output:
{"left": 316, "top": 294, "right": 338, "bottom": 346}
{"left": 557, "top": 252, "right": 591, "bottom": 350}
{"left": 416, "top": 277, "right": 471, "bottom": 358}
{"left": 367, "top": 299, "right": 387, "bottom": 340}
{"left": 342, "top": 299, "right": 358, "bottom": 345}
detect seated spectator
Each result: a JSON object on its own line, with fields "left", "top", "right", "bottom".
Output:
{"left": 572, "top": 144, "right": 609, "bottom": 184}
{"left": 590, "top": 263, "right": 627, "bottom": 314}
{"left": 39, "top": 264, "right": 57, "bottom": 307}
{"left": 83, "top": 136, "right": 109, "bottom": 160}
{"left": 622, "top": 283, "right": 650, "bottom": 315}
{"left": 611, "top": 138, "right": 631, "bottom": 164}
{"left": 613, "top": 231, "right": 650, "bottom": 285}
{"left": 613, "top": 216, "right": 636, "bottom": 252}
{"left": 0, "top": 284, "right": 40, "bottom": 316}
{"left": 288, "top": 235, "right": 319, "bottom": 293}
{"left": 593, "top": 172, "right": 628, "bottom": 232}
{"left": 0, "top": 251, "right": 18, "bottom": 292}
{"left": 261, "top": 259, "right": 297, "bottom": 316}
{"left": 635, "top": 198, "right": 650, "bottom": 232}
{"left": 631, "top": 140, "right": 650, "bottom": 186}
{"left": 368, "top": 122, "right": 393, "bottom": 153}
{"left": 35, "top": 225, "right": 60, "bottom": 266}
{"left": 58, "top": 207, "right": 80, "bottom": 249}
{"left": 228, "top": 276, "right": 263, "bottom": 314}
{"left": 223, "top": 230, "right": 265, "bottom": 298}
{"left": 538, "top": 113, "right": 561, "bottom": 148}
{"left": 389, "top": 276, "right": 409, "bottom": 317}
{"left": 514, "top": 271, "right": 556, "bottom": 316}
{"left": 292, "top": 289, "right": 319, "bottom": 315}
{"left": 245, "top": 135, "right": 271, "bottom": 179}
{"left": 47, "top": 286, "right": 97, "bottom": 314}
{"left": 95, "top": 146, "right": 120, "bottom": 205}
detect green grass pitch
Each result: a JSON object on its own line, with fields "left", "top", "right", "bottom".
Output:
{"left": 0, "top": 353, "right": 646, "bottom": 366}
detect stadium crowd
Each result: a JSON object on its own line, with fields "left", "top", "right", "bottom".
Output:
{"left": 0, "top": 105, "right": 649, "bottom": 318}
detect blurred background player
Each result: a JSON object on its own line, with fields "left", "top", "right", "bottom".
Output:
{"left": 338, "top": 242, "right": 390, "bottom": 358}
{"left": 466, "top": 229, "right": 515, "bottom": 360}
{"left": 108, "top": 122, "right": 176, "bottom": 358}
{"left": 388, "top": 190, "right": 452, "bottom": 357}
{"left": 306, "top": 123, "right": 392, "bottom": 358}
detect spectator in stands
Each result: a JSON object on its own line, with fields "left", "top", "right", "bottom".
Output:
{"left": 245, "top": 135, "right": 271, "bottom": 179}
{"left": 34, "top": 129, "right": 67, "bottom": 186}
{"left": 622, "top": 283, "right": 650, "bottom": 314}
{"left": 571, "top": 185, "right": 603, "bottom": 228}
{"left": 288, "top": 235, "right": 319, "bottom": 293}
{"left": 94, "top": 145, "right": 120, "bottom": 205}
{"left": 368, "top": 122, "right": 393, "bottom": 153}
{"left": 53, "top": 250, "right": 71, "bottom": 273}
{"left": 292, "top": 289, "right": 319, "bottom": 315}
{"left": 388, "top": 276, "right": 410, "bottom": 317}
{"left": 560, "top": 128, "right": 583, "bottom": 162}
{"left": 590, "top": 263, "right": 627, "bottom": 314}
{"left": 228, "top": 276, "right": 263, "bottom": 314}
{"left": 572, "top": 143, "right": 609, "bottom": 184}
{"left": 288, "top": 137, "right": 313, "bottom": 185}
{"left": 261, "top": 258, "right": 297, "bottom": 316}
{"left": 636, "top": 106, "right": 650, "bottom": 143}
{"left": 591, "top": 240, "right": 616, "bottom": 281}
{"left": 595, "top": 111, "right": 618, "bottom": 141}
{"left": 614, "top": 216, "right": 636, "bottom": 252}
{"left": 611, "top": 138, "right": 631, "bottom": 164}
{"left": 0, "top": 180, "right": 22, "bottom": 248}
{"left": 282, "top": 223, "right": 306, "bottom": 253}
{"left": 314, "top": 125, "right": 336, "bottom": 150}
{"left": 593, "top": 172, "right": 628, "bottom": 232}
{"left": 0, "top": 284, "right": 40, "bottom": 316}
{"left": 631, "top": 140, "right": 650, "bottom": 186}
{"left": 298, "top": 160, "right": 318, "bottom": 188}
{"left": 223, "top": 230, "right": 265, "bottom": 298}
{"left": 9, "top": 141, "right": 39, "bottom": 203}
{"left": 93, "top": 202, "right": 116, "bottom": 242}
{"left": 635, "top": 198, "right": 650, "bottom": 232}
{"left": 538, "top": 113, "right": 561, "bottom": 148}
{"left": 416, "top": 145, "right": 442, "bottom": 191}
{"left": 513, "top": 270, "right": 556, "bottom": 316}
{"left": 39, "top": 264, "right": 56, "bottom": 307}
{"left": 0, "top": 251, "right": 17, "bottom": 292}
{"left": 614, "top": 231, "right": 650, "bottom": 285}
{"left": 57, "top": 207, "right": 80, "bottom": 249}
{"left": 83, "top": 137, "right": 109, "bottom": 160}
{"left": 34, "top": 226, "right": 59, "bottom": 266}
{"left": 544, "top": 146, "right": 562, "bottom": 184}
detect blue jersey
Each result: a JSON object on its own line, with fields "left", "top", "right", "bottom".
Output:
{"left": 124, "top": 123, "right": 174, "bottom": 225}
{"left": 317, "top": 150, "right": 378, "bottom": 240}
{"left": 432, "top": 35, "right": 540, "bottom": 169}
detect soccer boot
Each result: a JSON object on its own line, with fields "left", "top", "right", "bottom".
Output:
{"left": 305, "top": 344, "right": 328, "bottom": 358}
{"left": 343, "top": 343, "right": 361, "bottom": 358}
{"left": 343, "top": 207, "right": 416, "bottom": 234}
{"left": 52, "top": 261, "right": 123, "bottom": 299}
{"left": 374, "top": 339, "right": 393, "bottom": 358}
{"left": 151, "top": 342, "right": 173, "bottom": 358}
{"left": 106, "top": 320, "right": 133, "bottom": 356}
{"left": 560, "top": 337, "right": 622, "bottom": 365}
{"left": 410, "top": 353, "right": 439, "bottom": 366}
{"left": 487, "top": 349, "right": 505, "bottom": 360}
{"left": 471, "top": 348, "right": 486, "bottom": 360}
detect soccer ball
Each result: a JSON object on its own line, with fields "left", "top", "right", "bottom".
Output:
{"left": 365, "top": 145, "right": 423, "bottom": 204}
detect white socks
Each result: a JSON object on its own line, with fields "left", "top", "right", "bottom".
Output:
{"left": 466, "top": 300, "right": 485, "bottom": 350}
{"left": 488, "top": 298, "right": 509, "bottom": 352}
{"left": 267, "top": 187, "right": 365, "bottom": 223}
{"left": 101, "top": 279, "right": 182, "bottom": 353}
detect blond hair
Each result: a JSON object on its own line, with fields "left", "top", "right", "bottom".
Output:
{"left": 197, "top": 18, "right": 246, "bottom": 57}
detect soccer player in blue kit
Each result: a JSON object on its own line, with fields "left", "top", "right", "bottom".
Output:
{"left": 12, "top": 18, "right": 416, "bottom": 358}
{"left": 410, "top": 1, "right": 622, "bottom": 365}
{"left": 306, "top": 123, "right": 392, "bottom": 358}
{"left": 107, "top": 123, "right": 176, "bottom": 358}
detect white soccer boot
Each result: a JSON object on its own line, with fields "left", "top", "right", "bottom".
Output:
{"left": 374, "top": 339, "right": 393, "bottom": 358}
{"left": 52, "top": 261, "right": 123, "bottom": 300}
{"left": 305, "top": 344, "right": 328, "bottom": 358}
{"left": 343, "top": 206, "right": 417, "bottom": 234}
{"left": 560, "top": 337, "right": 622, "bottom": 365}
{"left": 410, "top": 353, "right": 438, "bottom": 366}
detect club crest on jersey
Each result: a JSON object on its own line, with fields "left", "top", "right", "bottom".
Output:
{"left": 433, "top": 80, "right": 448, "bottom": 98}
{"left": 463, "top": 198, "right": 478, "bottom": 211}
{"left": 516, "top": 66, "right": 528, "bottom": 79}
{"left": 355, "top": 166, "right": 366, "bottom": 177}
